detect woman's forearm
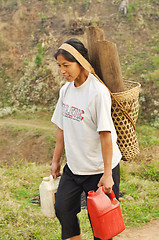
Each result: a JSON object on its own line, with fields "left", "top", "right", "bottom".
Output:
{"left": 99, "top": 131, "right": 113, "bottom": 175}
{"left": 51, "top": 127, "right": 64, "bottom": 178}
{"left": 52, "top": 127, "right": 64, "bottom": 163}
{"left": 98, "top": 131, "right": 114, "bottom": 193}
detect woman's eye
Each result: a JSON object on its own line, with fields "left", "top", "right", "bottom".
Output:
{"left": 57, "top": 63, "right": 69, "bottom": 68}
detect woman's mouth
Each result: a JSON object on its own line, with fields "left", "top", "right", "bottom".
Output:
{"left": 64, "top": 75, "right": 70, "bottom": 80}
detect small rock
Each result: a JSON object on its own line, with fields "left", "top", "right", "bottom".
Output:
{"left": 125, "top": 195, "right": 134, "bottom": 201}
{"left": 119, "top": 197, "right": 125, "bottom": 202}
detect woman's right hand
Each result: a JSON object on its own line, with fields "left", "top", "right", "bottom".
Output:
{"left": 50, "top": 161, "right": 61, "bottom": 179}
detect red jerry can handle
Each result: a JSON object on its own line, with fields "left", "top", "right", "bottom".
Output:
{"left": 108, "top": 190, "right": 116, "bottom": 200}
{"left": 100, "top": 186, "right": 116, "bottom": 200}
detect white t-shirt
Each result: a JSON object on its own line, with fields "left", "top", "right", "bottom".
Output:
{"left": 51, "top": 73, "right": 122, "bottom": 175}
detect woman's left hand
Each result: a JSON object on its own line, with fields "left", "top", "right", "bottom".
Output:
{"left": 98, "top": 173, "right": 114, "bottom": 194}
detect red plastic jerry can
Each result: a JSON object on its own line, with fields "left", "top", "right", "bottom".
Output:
{"left": 87, "top": 187, "right": 125, "bottom": 240}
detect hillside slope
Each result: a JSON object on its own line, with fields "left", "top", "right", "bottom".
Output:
{"left": 0, "top": 0, "right": 159, "bottom": 124}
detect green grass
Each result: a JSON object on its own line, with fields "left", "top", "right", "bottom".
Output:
{"left": 120, "top": 161, "right": 159, "bottom": 226}
{"left": 136, "top": 125, "right": 159, "bottom": 146}
{"left": 0, "top": 163, "right": 61, "bottom": 239}
{"left": 0, "top": 153, "right": 159, "bottom": 239}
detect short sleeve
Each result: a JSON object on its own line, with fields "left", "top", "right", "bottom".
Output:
{"left": 95, "top": 90, "right": 113, "bottom": 133}
{"left": 51, "top": 89, "right": 63, "bottom": 130}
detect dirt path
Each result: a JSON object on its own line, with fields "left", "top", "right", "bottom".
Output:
{"left": 114, "top": 219, "right": 159, "bottom": 240}
{"left": 0, "top": 118, "right": 55, "bottom": 131}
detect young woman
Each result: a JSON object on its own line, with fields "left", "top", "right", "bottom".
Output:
{"left": 50, "top": 38, "right": 122, "bottom": 240}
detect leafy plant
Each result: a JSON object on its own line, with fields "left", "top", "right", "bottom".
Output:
{"left": 35, "top": 55, "right": 43, "bottom": 68}
{"left": 40, "top": 13, "right": 46, "bottom": 22}
{"left": 127, "top": 1, "right": 138, "bottom": 19}
{"left": 84, "top": 0, "right": 88, "bottom": 9}
{"left": 35, "top": 43, "right": 44, "bottom": 68}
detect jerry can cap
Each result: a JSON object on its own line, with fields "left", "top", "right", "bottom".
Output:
{"left": 43, "top": 177, "right": 50, "bottom": 181}
{"left": 88, "top": 191, "right": 96, "bottom": 197}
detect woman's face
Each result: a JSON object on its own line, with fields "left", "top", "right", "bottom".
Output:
{"left": 57, "top": 54, "right": 83, "bottom": 82}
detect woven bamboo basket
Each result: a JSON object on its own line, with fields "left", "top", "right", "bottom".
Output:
{"left": 111, "top": 81, "right": 141, "bottom": 161}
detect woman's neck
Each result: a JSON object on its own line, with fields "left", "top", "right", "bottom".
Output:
{"left": 74, "top": 69, "right": 89, "bottom": 87}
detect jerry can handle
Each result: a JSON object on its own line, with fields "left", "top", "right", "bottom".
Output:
{"left": 108, "top": 190, "right": 116, "bottom": 200}
{"left": 97, "top": 187, "right": 116, "bottom": 200}
{"left": 100, "top": 187, "right": 116, "bottom": 200}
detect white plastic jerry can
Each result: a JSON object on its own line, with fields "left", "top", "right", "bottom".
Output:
{"left": 39, "top": 175, "right": 60, "bottom": 218}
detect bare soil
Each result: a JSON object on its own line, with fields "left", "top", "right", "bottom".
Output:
{"left": 114, "top": 219, "right": 159, "bottom": 240}
{"left": 0, "top": 118, "right": 57, "bottom": 166}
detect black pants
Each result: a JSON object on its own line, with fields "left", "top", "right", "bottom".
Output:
{"left": 55, "top": 164, "right": 120, "bottom": 240}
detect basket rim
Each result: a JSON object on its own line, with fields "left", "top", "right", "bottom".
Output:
{"left": 112, "top": 80, "right": 141, "bottom": 95}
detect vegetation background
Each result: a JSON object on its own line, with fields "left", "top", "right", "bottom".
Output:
{"left": 0, "top": 0, "right": 159, "bottom": 239}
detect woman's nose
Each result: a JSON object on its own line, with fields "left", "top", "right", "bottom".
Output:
{"left": 60, "top": 67, "right": 66, "bottom": 74}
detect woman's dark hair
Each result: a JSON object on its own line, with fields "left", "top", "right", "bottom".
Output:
{"left": 54, "top": 38, "right": 90, "bottom": 63}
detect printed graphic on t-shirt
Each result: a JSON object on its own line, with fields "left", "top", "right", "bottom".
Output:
{"left": 63, "top": 103, "right": 84, "bottom": 121}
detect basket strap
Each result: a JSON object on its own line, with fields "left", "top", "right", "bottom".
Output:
{"left": 59, "top": 43, "right": 136, "bottom": 130}
{"left": 92, "top": 70, "right": 136, "bottom": 130}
